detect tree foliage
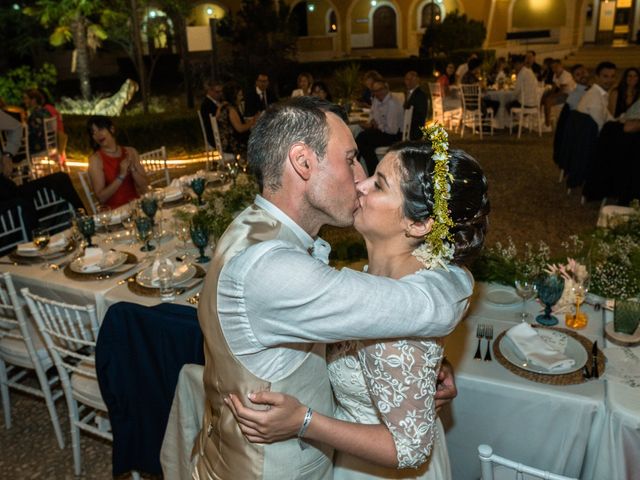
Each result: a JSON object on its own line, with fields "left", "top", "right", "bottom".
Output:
{"left": 421, "top": 10, "right": 486, "bottom": 56}
{"left": 0, "top": 63, "right": 58, "bottom": 106}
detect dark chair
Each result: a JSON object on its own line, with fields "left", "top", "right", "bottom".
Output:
{"left": 583, "top": 121, "right": 625, "bottom": 202}
{"left": 552, "top": 103, "right": 571, "bottom": 180}
{"left": 561, "top": 111, "right": 598, "bottom": 189}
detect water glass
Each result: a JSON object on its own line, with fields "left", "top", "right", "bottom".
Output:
{"left": 141, "top": 195, "right": 159, "bottom": 224}
{"left": 190, "top": 178, "right": 206, "bottom": 205}
{"left": 190, "top": 223, "right": 210, "bottom": 263}
{"left": 514, "top": 270, "right": 536, "bottom": 321}
{"left": 77, "top": 215, "right": 96, "bottom": 247}
{"left": 135, "top": 216, "right": 155, "bottom": 252}
{"left": 157, "top": 260, "right": 175, "bottom": 302}
{"left": 121, "top": 209, "right": 137, "bottom": 244}
{"left": 97, "top": 206, "right": 113, "bottom": 244}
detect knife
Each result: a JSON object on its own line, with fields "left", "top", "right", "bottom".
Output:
{"left": 591, "top": 341, "right": 599, "bottom": 379}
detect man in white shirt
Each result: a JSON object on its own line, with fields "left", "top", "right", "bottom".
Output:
{"left": 542, "top": 59, "right": 576, "bottom": 128}
{"left": 455, "top": 53, "right": 477, "bottom": 85}
{"left": 507, "top": 55, "right": 539, "bottom": 112}
{"left": 577, "top": 61, "right": 617, "bottom": 131}
{"left": 566, "top": 64, "right": 590, "bottom": 111}
{"left": 192, "top": 97, "right": 472, "bottom": 479}
{"left": 355, "top": 80, "right": 404, "bottom": 175}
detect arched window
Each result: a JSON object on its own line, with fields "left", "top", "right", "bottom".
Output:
{"left": 290, "top": 2, "right": 309, "bottom": 37}
{"left": 421, "top": 3, "right": 442, "bottom": 29}
{"left": 328, "top": 9, "right": 338, "bottom": 33}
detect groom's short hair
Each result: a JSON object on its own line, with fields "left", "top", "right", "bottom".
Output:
{"left": 248, "top": 97, "right": 347, "bottom": 192}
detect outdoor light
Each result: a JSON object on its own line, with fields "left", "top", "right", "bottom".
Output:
{"left": 308, "top": 3, "right": 315, "bottom": 12}
{"left": 12, "top": 3, "right": 20, "bottom": 10}
{"left": 149, "top": 10, "right": 157, "bottom": 18}
{"left": 435, "top": 15, "right": 440, "bottom": 21}
{"left": 206, "top": 7, "right": 213, "bottom": 15}
{"left": 371, "top": 0, "right": 377, "bottom": 6}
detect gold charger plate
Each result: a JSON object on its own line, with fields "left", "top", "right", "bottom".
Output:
{"left": 126, "top": 264, "right": 206, "bottom": 297}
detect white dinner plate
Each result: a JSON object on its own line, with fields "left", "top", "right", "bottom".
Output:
{"left": 498, "top": 329, "right": 588, "bottom": 375}
{"left": 485, "top": 286, "right": 521, "bottom": 307}
{"left": 15, "top": 240, "right": 70, "bottom": 258}
{"left": 135, "top": 264, "right": 197, "bottom": 288}
{"left": 69, "top": 251, "right": 128, "bottom": 273}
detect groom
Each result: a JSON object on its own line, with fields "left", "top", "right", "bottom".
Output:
{"left": 192, "top": 97, "right": 472, "bottom": 479}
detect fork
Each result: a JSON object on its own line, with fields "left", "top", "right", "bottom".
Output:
{"left": 484, "top": 325, "right": 494, "bottom": 361}
{"left": 474, "top": 324, "right": 484, "bottom": 360}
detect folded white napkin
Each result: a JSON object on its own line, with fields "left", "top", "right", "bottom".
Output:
{"left": 79, "top": 247, "right": 105, "bottom": 272}
{"left": 163, "top": 179, "right": 183, "bottom": 202}
{"left": 505, "top": 322, "right": 575, "bottom": 371}
{"left": 17, "top": 232, "right": 68, "bottom": 254}
{"left": 150, "top": 259, "right": 189, "bottom": 287}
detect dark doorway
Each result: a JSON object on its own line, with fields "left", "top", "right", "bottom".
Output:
{"left": 373, "top": 6, "right": 397, "bottom": 48}
{"left": 290, "top": 2, "right": 309, "bottom": 37}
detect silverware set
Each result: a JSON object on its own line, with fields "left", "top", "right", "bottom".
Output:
{"left": 474, "top": 324, "right": 494, "bottom": 361}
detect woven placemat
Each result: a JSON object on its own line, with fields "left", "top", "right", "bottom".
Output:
{"left": 126, "top": 264, "right": 206, "bottom": 297}
{"left": 493, "top": 326, "right": 606, "bottom": 385}
{"left": 63, "top": 252, "right": 138, "bottom": 281}
{"left": 9, "top": 240, "right": 77, "bottom": 265}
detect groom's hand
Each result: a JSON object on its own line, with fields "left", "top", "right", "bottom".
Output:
{"left": 434, "top": 358, "right": 457, "bottom": 412}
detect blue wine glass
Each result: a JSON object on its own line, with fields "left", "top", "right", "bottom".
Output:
{"left": 190, "top": 178, "right": 206, "bottom": 206}
{"left": 135, "top": 216, "right": 155, "bottom": 252}
{"left": 141, "top": 196, "right": 159, "bottom": 225}
{"left": 77, "top": 215, "right": 96, "bottom": 247}
{"left": 534, "top": 274, "right": 565, "bottom": 326}
{"left": 190, "top": 223, "right": 210, "bottom": 263}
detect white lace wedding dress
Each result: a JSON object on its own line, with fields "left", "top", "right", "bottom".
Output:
{"left": 327, "top": 338, "right": 451, "bottom": 480}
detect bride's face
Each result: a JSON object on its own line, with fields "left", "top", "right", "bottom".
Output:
{"left": 354, "top": 153, "right": 408, "bottom": 240}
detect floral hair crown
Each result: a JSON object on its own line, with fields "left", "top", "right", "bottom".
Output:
{"left": 413, "top": 123, "right": 455, "bottom": 270}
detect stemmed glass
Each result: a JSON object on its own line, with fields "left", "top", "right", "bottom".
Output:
{"left": 121, "top": 208, "right": 137, "bottom": 245}
{"left": 141, "top": 194, "right": 159, "bottom": 225}
{"left": 227, "top": 162, "right": 239, "bottom": 187}
{"left": 135, "top": 216, "right": 155, "bottom": 253}
{"left": 514, "top": 267, "right": 537, "bottom": 321}
{"left": 77, "top": 214, "right": 96, "bottom": 247}
{"left": 175, "top": 219, "right": 191, "bottom": 260}
{"left": 97, "top": 206, "right": 113, "bottom": 244}
{"left": 534, "top": 274, "right": 565, "bottom": 326}
{"left": 190, "top": 222, "right": 210, "bottom": 263}
{"left": 566, "top": 275, "right": 590, "bottom": 330}
{"left": 190, "top": 178, "right": 206, "bottom": 206}
{"left": 32, "top": 227, "right": 51, "bottom": 270}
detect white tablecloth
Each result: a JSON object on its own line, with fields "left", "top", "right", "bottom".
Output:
{"left": 484, "top": 89, "right": 516, "bottom": 129}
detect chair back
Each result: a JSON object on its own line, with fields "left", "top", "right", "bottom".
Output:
{"left": 140, "top": 146, "right": 170, "bottom": 187}
{"left": 197, "top": 110, "right": 216, "bottom": 171}
{"left": 32, "top": 187, "right": 74, "bottom": 234}
{"left": 460, "top": 84, "right": 482, "bottom": 113}
{"left": 30, "top": 117, "right": 59, "bottom": 177}
{"left": 428, "top": 82, "right": 444, "bottom": 122}
{"left": 401, "top": 107, "right": 413, "bottom": 141}
{"left": 209, "top": 114, "right": 236, "bottom": 166}
{"left": 0, "top": 202, "right": 28, "bottom": 256}
{"left": 77, "top": 171, "right": 99, "bottom": 215}
{"left": 0, "top": 273, "right": 32, "bottom": 349}
{"left": 478, "top": 444, "right": 578, "bottom": 480}
{"left": 1, "top": 126, "right": 32, "bottom": 185}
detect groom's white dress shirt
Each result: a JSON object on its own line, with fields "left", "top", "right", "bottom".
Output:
{"left": 217, "top": 195, "right": 473, "bottom": 381}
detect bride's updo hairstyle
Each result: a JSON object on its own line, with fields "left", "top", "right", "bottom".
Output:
{"left": 389, "top": 141, "right": 490, "bottom": 266}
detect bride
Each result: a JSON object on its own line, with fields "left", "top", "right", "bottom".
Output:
{"left": 226, "top": 128, "right": 489, "bottom": 479}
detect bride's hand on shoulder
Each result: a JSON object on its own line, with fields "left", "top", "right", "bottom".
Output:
{"left": 225, "top": 391, "right": 307, "bottom": 444}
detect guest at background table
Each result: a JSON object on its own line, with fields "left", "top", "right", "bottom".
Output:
{"left": 87, "top": 115, "right": 149, "bottom": 209}
{"left": 506, "top": 55, "right": 539, "bottom": 113}
{"left": 487, "top": 57, "right": 509, "bottom": 87}
{"left": 244, "top": 73, "right": 275, "bottom": 118}
{"left": 0, "top": 108, "right": 24, "bottom": 180}
{"left": 608, "top": 67, "right": 640, "bottom": 118}
{"left": 566, "top": 64, "right": 590, "bottom": 110}
{"left": 539, "top": 57, "right": 555, "bottom": 86}
{"left": 403, "top": 70, "right": 429, "bottom": 140}
{"left": 23, "top": 88, "right": 50, "bottom": 154}
{"left": 291, "top": 72, "right": 313, "bottom": 97}
{"left": 217, "top": 81, "right": 256, "bottom": 157}
{"left": 199, "top": 79, "right": 223, "bottom": 148}
{"left": 438, "top": 63, "right": 461, "bottom": 111}
{"left": 455, "top": 53, "right": 478, "bottom": 85}
{"left": 542, "top": 59, "right": 576, "bottom": 129}
{"left": 357, "top": 70, "right": 383, "bottom": 107}
{"left": 311, "top": 81, "right": 332, "bottom": 102}
{"left": 356, "top": 80, "right": 403, "bottom": 175}
{"left": 525, "top": 50, "right": 542, "bottom": 79}
{"left": 577, "top": 61, "right": 617, "bottom": 131}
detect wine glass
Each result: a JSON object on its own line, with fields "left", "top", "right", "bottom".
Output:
{"left": 96, "top": 206, "right": 113, "bottom": 244}
{"left": 190, "top": 178, "right": 206, "bottom": 206}
{"left": 121, "top": 208, "right": 137, "bottom": 245}
{"left": 566, "top": 275, "right": 590, "bottom": 330}
{"left": 514, "top": 268, "right": 537, "bottom": 321}
{"left": 135, "top": 216, "right": 155, "bottom": 253}
{"left": 77, "top": 214, "right": 96, "bottom": 247}
{"left": 190, "top": 223, "right": 210, "bottom": 263}
{"left": 534, "top": 274, "right": 565, "bottom": 326}
{"left": 141, "top": 194, "right": 159, "bottom": 225}
{"left": 175, "top": 219, "right": 191, "bottom": 260}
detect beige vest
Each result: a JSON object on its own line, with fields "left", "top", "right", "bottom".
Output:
{"left": 193, "top": 204, "right": 334, "bottom": 480}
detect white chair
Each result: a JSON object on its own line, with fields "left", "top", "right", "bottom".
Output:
{"left": 77, "top": 171, "right": 98, "bottom": 215}
{"left": 0, "top": 204, "right": 28, "bottom": 256}
{"left": 478, "top": 444, "right": 578, "bottom": 480}
{"left": 1, "top": 126, "right": 33, "bottom": 186}
{"left": 428, "top": 82, "right": 461, "bottom": 130}
{"left": 0, "top": 273, "right": 64, "bottom": 448}
{"left": 460, "top": 84, "right": 494, "bottom": 139}
{"left": 209, "top": 115, "right": 236, "bottom": 167}
{"left": 509, "top": 88, "right": 544, "bottom": 138}
{"left": 197, "top": 110, "right": 216, "bottom": 171}
{"left": 32, "top": 186, "right": 75, "bottom": 234}
{"left": 139, "top": 146, "right": 170, "bottom": 187}
{"left": 22, "top": 288, "right": 141, "bottom": 478}
{"left": 375, "top": 107, "right": 413, "bottom": 160}
{"left": 31, "top": 116, "right": 60, "bottom": 177}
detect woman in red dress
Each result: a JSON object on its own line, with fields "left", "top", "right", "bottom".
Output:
{"left": 86, "top": 116, "right": 149, "bottom": 209}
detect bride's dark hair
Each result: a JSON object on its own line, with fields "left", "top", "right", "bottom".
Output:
{"left": 388, "top": 141, "right": 490, "bottom": 266}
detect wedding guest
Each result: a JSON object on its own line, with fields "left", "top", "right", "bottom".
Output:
{"left": 86, "top": 115, "right": 149, "bottom": 209}
{"left": 310, "top": 81, "right": 332, "bottom": 102}
{"left": 244, "top": 73, "right": 274, "bottom": 117}
{"left": 539, "top": 57, "right": 555, "bottom": 85}
{"left": 403, "top": 70, "right": 429, "bottom": 140}
{"left": 608, "top": 67, "right": 640, "bottom": 118}
{"left": 217, "top": 81, "right": 256, "bottom": 156}
{"left": 577, "top": 61, "right": 617, "bottom": 131}
{"left": 291, "top": 72, "right": 314, "bottom": 97}
{"left": 543, "top": 59, "right": 577, "bottom": 128}
{"left": 0, "top": 108, "right": 24, "bottom": 179}
{"left": 565, "top": 64, "right": 590, "bottom": 110}
{"left": 487, "top": 57, "right": 509, "bottom": 86}
{"left": 525, "top": 50, "right": 542, "bottom": 79}
{"left": 358, "top": 70, "right": 383, "bottom": 107}
{"left": 438, "top": 63, "right": 461, "bottom": 111}
{"left": 455, "top": 53, "right": 478, "bottom": 84}
{"left": 200, "top": 79, "right": 224, "bottom": 148}
{"left": 506, "top": 55, "right": 539, "bottom": 112}
{"left": 23, "top": 89, "right": 51, "bottom": 153}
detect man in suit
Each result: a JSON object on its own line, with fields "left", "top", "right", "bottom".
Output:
{"left": 199, "top": 80, "right": 223, "bottom": 148}
{"left": 244, "top": 73, "right": 274, "bottom": 117}
{"left": 403, "top": 71, "right": 429, "bottom": 140}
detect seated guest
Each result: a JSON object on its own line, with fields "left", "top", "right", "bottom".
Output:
{"left": 200, "top": 79, "right": 224, "bottom": 148}
{"left": 506, "top": 55, "right": 539, "bottom": 112}
{"left": 623, "top": 98, "right": 640, "bottom": 132}
{"left": 357, "top": 70, "right": 383, "bottom": 107}
{"left": 438, "top": 63, "right": 461, "bottom": 110}
{"left": 23, "top": 89, "right": 51, "bottom": 153}
{"left": 542, "top": 59, "right": 577, "bottom": 128}
{"left": 525, "top": 50, "right": 542, "bottom": 79}
{"left": 539, "top": 57, "right": 555, "bottom": 85}
{"left": 291, "top": 72, "right": 313, "bottom": 97}
{"left": 86, "top": 116, "right": 149, "bottom": 209}
{"left": 310, "top": 81, "right": 332, "bottom": 102}
{"left": 217, "top": 81, "right": 256, "bottom": 156}
{"left": 608, "top": 67, "right": 639, "bottom": 118}
{"left": 455, "top": 53, "right": 478, "bottom": 84}
{"left": 0, "top": 108, "right": 24, "bottom": 179}
{"left": 403, "top": 70, "right": 428, "bottom": 140}
{"left": 577, "top": 61, "right": 617, "bottom": 131}
{"left": 566, "top": 64, "right": 590, "bottom": 110}
{"left": 244, "top": 73, "right": 274, "bottom": 117}
{"left": 487, "top": 57, "right": 509, "bottom": 86}
{"left": 356, "top": 80, "right": 403, "bottom": 174}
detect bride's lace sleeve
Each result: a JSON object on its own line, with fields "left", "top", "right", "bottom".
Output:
{"left": 357, "top": 339, "right": 444, "bottom": 469}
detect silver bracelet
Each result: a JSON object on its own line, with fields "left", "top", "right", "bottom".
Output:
{"left": 297, "top": 407, "right": 313, "bottom": 439}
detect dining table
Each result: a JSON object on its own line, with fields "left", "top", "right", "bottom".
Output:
{"left": 484, "top": 88, "right": 517, "bottom": 129}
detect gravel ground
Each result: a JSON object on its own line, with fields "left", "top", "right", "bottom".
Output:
{"left": 2, "top": 129, "right": 601, "bottom": 478}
